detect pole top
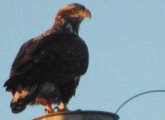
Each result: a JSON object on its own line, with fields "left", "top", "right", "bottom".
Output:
{"left": 33, "top": 110, "right": 119, "bottom": 120}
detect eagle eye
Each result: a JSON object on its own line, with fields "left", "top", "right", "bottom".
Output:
{"left": 71, "top": 9, "right": 77, "bottom": 13}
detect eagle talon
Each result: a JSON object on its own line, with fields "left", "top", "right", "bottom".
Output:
{"left": 44, "top": 108, "right": 48, "bottom": 112}
{"left": 53, "top": 106, "right": 60, "bottom": 112}
{"left": 45, "top": 108, "right": 54, "bottom": 114}
{"left": 58, "top": 102, "right": 69, "bottom": 112}
{"left": 45, "top": 104, "right": 54, "bottom": 114}
{"left": 53, "top": 102, "right": 69, "bottom": 113}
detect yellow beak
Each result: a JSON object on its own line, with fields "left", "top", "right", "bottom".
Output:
{"left": 81, "top": 9, "right": 92, "bottom": 19}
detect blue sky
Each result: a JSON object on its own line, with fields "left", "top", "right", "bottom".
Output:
{"left": 1, "top": 0, "right": 165, "bottom": 120}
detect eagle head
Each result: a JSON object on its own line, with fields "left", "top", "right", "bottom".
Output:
{"left": 54, "top": 3, "right": 91, "bottom": 34}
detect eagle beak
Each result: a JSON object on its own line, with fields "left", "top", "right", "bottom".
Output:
{"left": 82, "top": 9, "right": 91, "bottom": 19}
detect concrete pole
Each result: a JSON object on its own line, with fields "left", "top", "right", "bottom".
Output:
{"left": 33, "top": 110, "right": 119, "bottom": 120}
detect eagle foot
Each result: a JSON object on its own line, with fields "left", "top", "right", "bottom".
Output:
{"left": 54, "top": 107, "right": 69, "bottom": 113}
{"left": 54, "top": 102, "right": 69, "bottom": 113}
{"left": 45, "top": 104, "right": 54, "bottom": 114}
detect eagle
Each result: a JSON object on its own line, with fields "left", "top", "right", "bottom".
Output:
{"left": 4, "top": 3, "right": 91, "bottom": 113}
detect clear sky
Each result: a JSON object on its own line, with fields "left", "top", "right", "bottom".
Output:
{"left": 1, "top": 0, "right": 165, "bottom": 120}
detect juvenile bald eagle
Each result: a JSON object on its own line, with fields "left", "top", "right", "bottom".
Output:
{"left": 4, "top": 3, "right": 91, "bottom": 113}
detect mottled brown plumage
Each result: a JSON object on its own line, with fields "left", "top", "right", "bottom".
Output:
{"left": 4, "top": 3, "right": 91, "bottom": 113}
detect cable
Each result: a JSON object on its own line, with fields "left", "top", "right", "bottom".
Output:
{"left": 115, "top": 90, "right": 165, "bottom": 114}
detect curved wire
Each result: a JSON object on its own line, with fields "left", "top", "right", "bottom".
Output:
{"left": 115, "top": 90, "right": 165, "bottom": 114}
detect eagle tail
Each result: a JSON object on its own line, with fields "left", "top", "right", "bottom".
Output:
{"left": 10, "top": 95, "right": 27, "bottom": 113}
{"left": 10, "top": 84, "right": 41, "bottom": 113}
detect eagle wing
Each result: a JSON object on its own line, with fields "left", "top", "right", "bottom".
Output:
{"left": 5, "top": 32, "right": 88, "bottom": 88}
{"left": 10, "top": 39, "right": 37, "bottom": 77}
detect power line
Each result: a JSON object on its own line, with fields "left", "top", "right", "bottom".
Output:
{"left": 115, "top": 90, "right": 165, "bottom": 114}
